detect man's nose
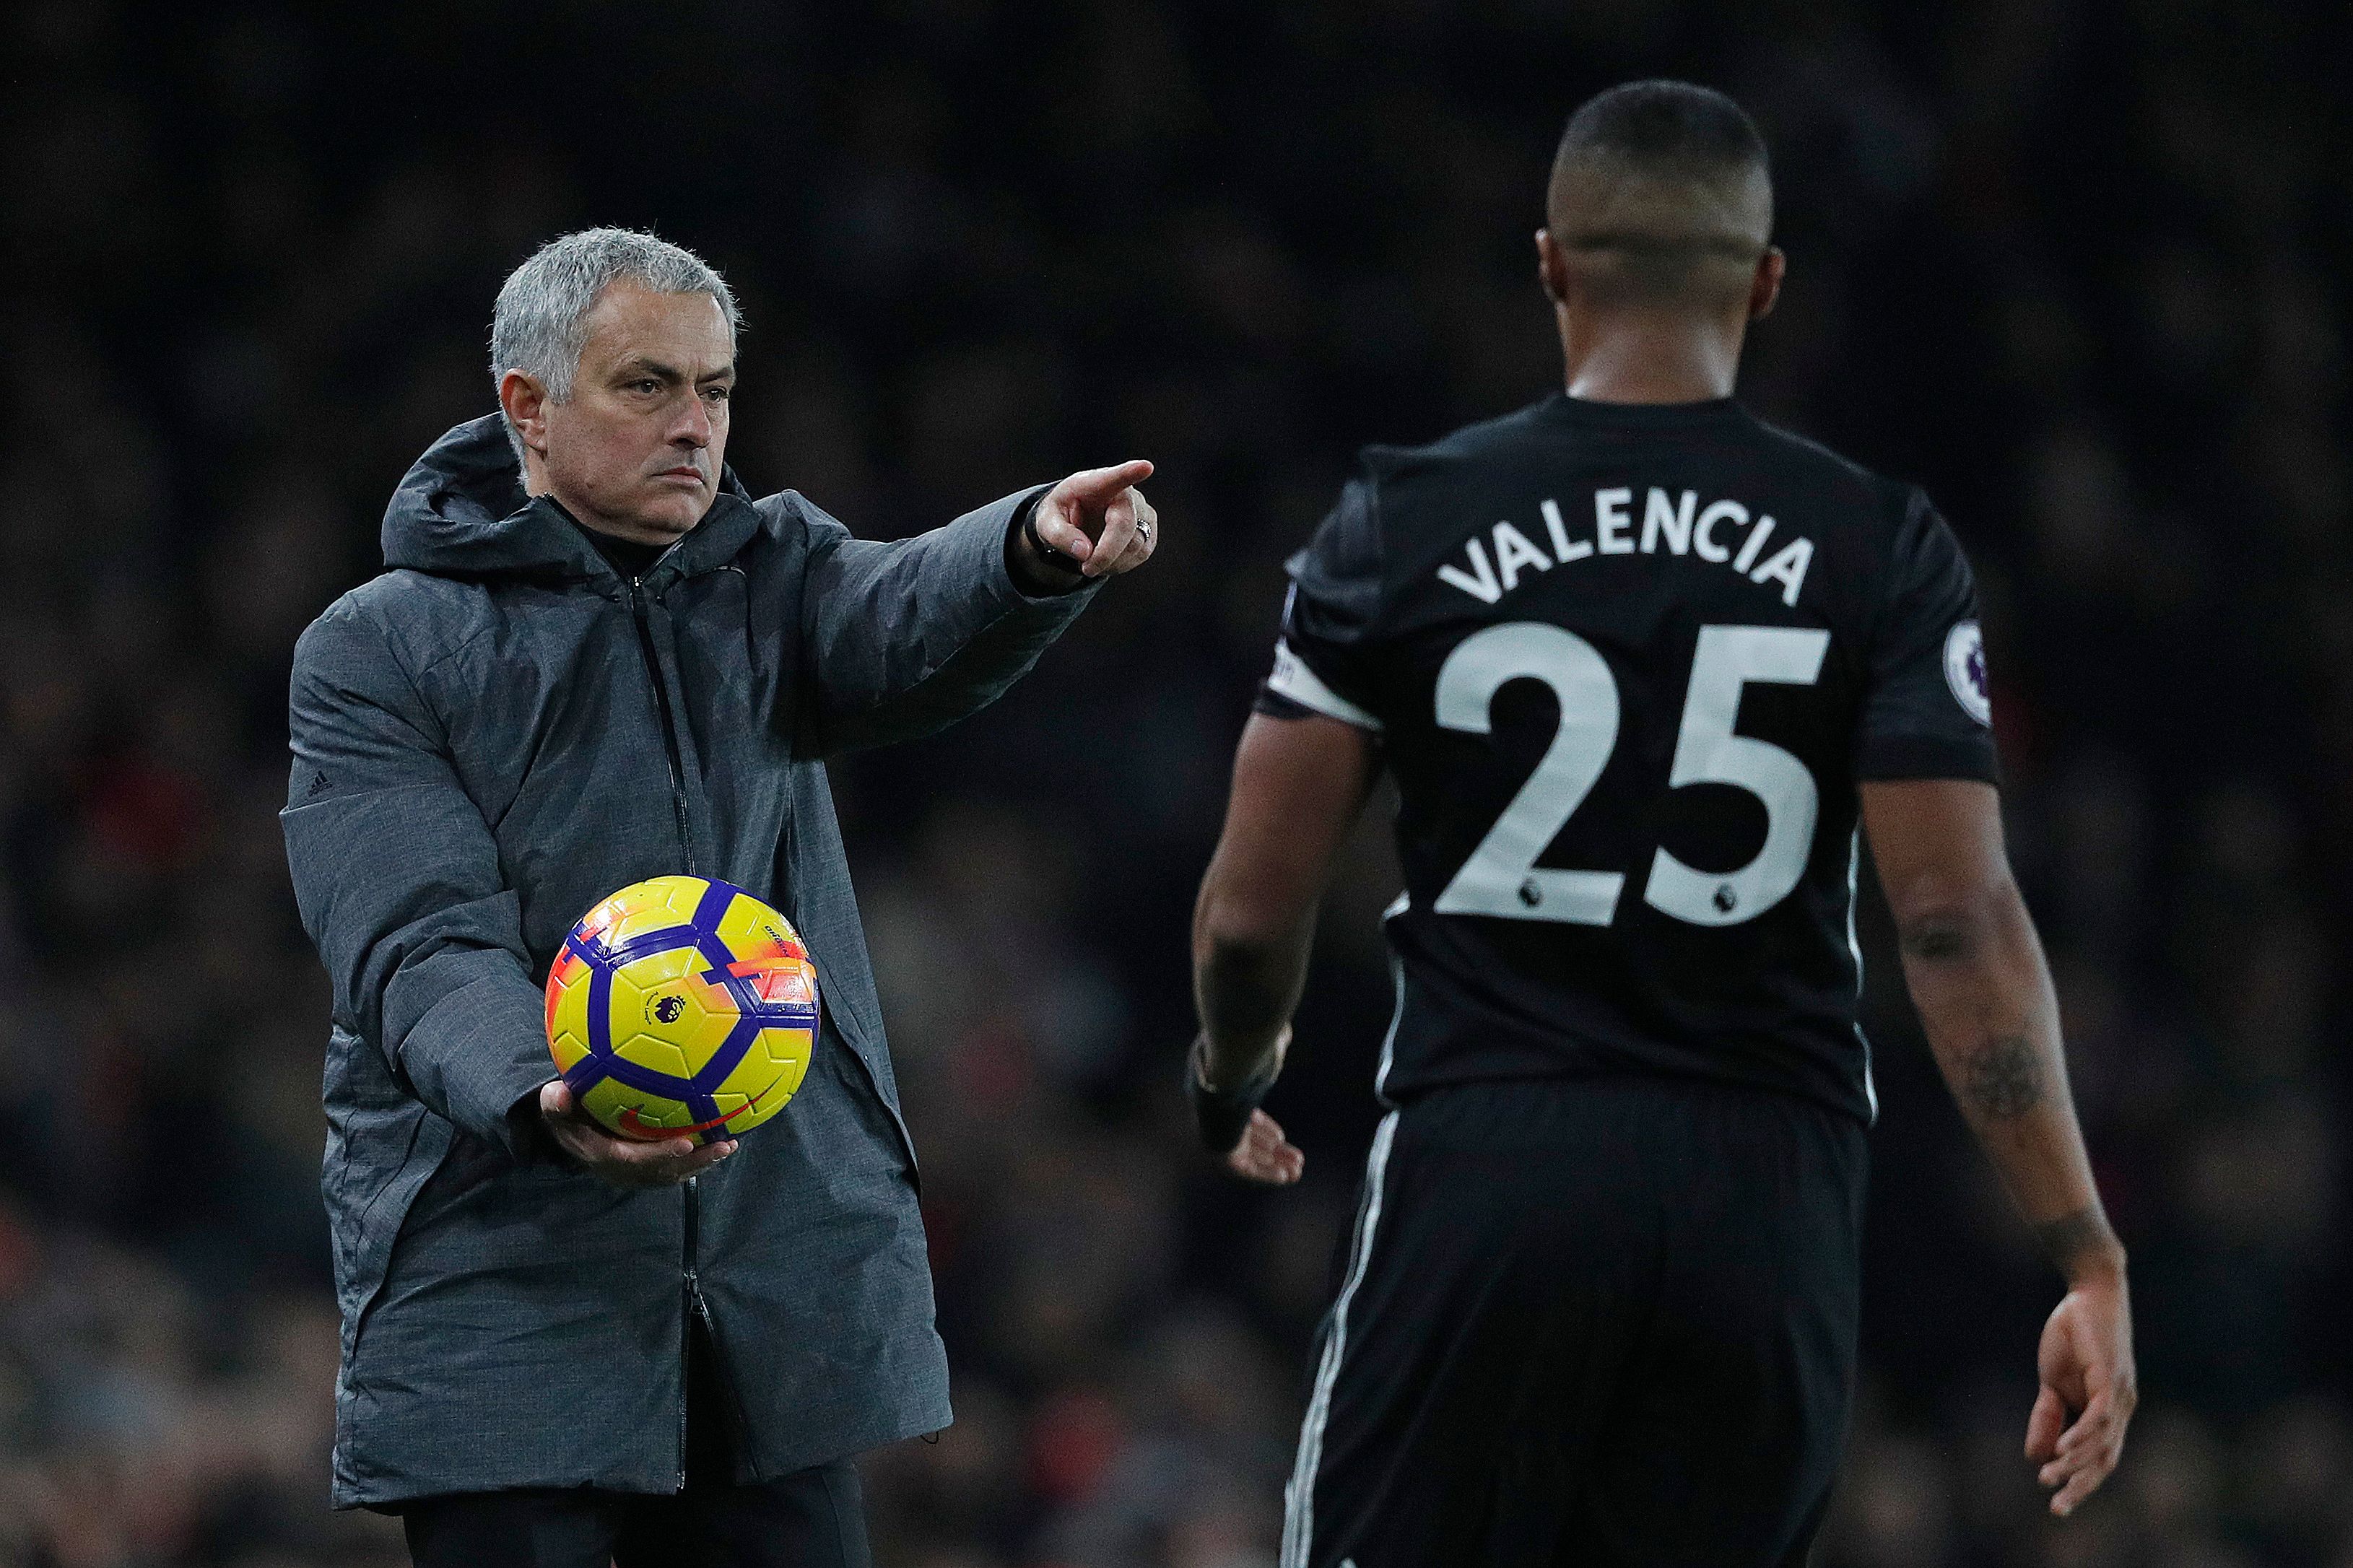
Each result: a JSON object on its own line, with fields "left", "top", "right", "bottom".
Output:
{"left": 671, "top": 393, "right": 712, "bottom": 448}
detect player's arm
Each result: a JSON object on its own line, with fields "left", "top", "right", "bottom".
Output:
{"left": 1190, "top": 710, "right": 1382, "bottom": 1184}
{"left": 1861, "top": 778, "right": 2134, "bottom": 1516}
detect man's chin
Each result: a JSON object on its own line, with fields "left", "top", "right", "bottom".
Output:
{"left": 622, "top": 494, "right": 711, "bottom": 542}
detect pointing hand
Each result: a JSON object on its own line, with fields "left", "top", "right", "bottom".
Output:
{"left": 1014, "top": 460, "right": 1159, "bottom": 588}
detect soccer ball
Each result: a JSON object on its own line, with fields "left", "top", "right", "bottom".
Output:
{"left": 545, "top": 875, "right": 820, "bottom": 1145}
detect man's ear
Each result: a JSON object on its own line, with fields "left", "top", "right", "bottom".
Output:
{"left": 498, "top": 369, "right": 552, "bottom": 458}
{"left": 1535, "top": 229, "right": 1572, "bottom": 306}
{"left": 1749, "top": 246, "right": 1786, "bottom": 322}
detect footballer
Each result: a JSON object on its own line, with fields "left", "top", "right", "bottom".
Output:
{"left": 1189, "top": 81, "right": 2134, "bottom": 1566}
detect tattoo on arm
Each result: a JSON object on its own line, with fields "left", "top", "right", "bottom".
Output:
{"left": 1961, "top": 1033, "right": 2045, "bottom": 1120}
{"left": 2033, "top": 1206, "right": 2116, "bottom": 1276}
{"left": 1900, "top": 915, "right": 1972, "bottom": 962}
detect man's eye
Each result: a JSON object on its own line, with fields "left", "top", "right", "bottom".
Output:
{"left": 633, "top": 380, "right": 662, "bottom": 394}
{"left": 704, "top": 386, "right": 731, "bottom": 403}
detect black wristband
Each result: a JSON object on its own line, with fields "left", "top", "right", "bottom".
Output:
{"left": 1017, "top": 494, "right": 1088, "bottom": 582}
{"left": 1187, "top": 1035, "right": 1279, "bottom": 1154}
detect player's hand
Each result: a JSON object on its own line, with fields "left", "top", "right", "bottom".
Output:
{"left": 2024, "top": 1271, "right": 2136, "bottom": 1516}
{"left": 538, "top": 1079, "right": 736, "bottom": 1188}
{"left": 1019, "top": 460, "right": 1158, "bottom": 584}
{"left": 1225, "top": 1108, "right": 1305, "bottom": 1186}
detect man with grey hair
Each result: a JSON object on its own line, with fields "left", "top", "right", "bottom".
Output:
{"left": 282, "top": 226, "right": 1158, "bottom": 1565}
{"left": 488, "top": 226, "right": 749, "bottom": 466}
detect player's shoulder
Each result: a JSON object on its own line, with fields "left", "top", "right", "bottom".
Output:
{"left": 1325, "top": 398, "right": 1570, "bottom": 577}
{"left": 1738, "top": 411, "right": 1926, "bottom": 535}
{"left": 1355, "top": 397, "right": 1563, "bottom": 487}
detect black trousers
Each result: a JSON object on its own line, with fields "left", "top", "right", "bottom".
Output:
{"left": 1281, "top": 1076, "right": 1867, "bottom": 1568}
{"left": 399, "top": 1463, "right": 870, "bottom": 1568}
{"left": 401, "top": 1316, "right": 872, "bottom": 1568}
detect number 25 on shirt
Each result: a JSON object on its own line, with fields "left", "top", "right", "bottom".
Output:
{"left": 1432, "top": 622, "right": 1830, "bottom": 930}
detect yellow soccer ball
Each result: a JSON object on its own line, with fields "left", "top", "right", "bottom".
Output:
{"left": 544, "top": 876, "right": 819, "bottom": 1145}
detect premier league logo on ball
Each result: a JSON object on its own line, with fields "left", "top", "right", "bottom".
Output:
{"left": 1944, "top": 619, "right": 1993, "bottom": 726}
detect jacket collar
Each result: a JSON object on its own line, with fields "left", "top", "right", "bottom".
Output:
{"left": 614, "top": 487, "right": 763, "bottom": 592}
{"left": 382, "top": 414, "right": 765, "bottom": 588}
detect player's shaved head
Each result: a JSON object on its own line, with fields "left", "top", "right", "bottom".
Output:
{"left": 1546, "top": 81, "right": 1773, "bottom": 313}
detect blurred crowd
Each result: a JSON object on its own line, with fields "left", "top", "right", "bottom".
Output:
{"left": 1, "top": 1, "right": 2347, "bottom": 1564}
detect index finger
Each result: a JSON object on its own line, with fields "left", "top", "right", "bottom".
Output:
{"left": 1052, "top": 459, "right": 1154, "bottom": 508}
{"left": 2024, "top": 1385, "right": 2067, "bottom": 1463}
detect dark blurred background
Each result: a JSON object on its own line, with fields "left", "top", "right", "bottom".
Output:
{"left": 2, "top": 1, "right": 2349, "bottom": 1564}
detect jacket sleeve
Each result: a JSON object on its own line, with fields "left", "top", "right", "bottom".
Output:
{"left": 792, "top": 487, "right": 1100, "bottom": 757}
{"left": 280, "top": 596, "right": 554, "bottom": 1161}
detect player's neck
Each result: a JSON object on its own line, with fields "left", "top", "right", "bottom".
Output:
{"left": 1559, "top": 313, "right": 1744, "bottom": 405}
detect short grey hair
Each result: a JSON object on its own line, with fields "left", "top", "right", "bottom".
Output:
{"left": 489, "top": 227, "right": 742, "bottom": 463}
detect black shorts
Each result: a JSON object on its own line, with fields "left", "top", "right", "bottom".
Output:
{"left": 1280, "top": 1075, "right": 1867, "bottom": 1568}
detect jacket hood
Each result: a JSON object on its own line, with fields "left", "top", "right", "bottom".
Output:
{"left": 383, "top": 414, "right": 760, "bottom": 578}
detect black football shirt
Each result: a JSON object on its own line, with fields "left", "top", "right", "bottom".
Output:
{"left": 1258, "top": 393, "right": 1998, "bottom": 1124}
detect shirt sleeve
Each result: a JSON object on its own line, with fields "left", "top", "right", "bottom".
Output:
{"left": 1854, "top": 489, "right": 2001, "bottom": 783}
{"left": 1255, "top": 473, "right": 1387, "bottom": 732}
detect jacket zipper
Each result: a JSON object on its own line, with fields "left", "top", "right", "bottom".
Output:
{"left": 625, "top": 577, "right": 699, "bottom": 878}
{"left": 625, "top": 572, "right": 709, "bottom": 1490}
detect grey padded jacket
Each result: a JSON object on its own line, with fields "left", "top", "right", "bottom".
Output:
{"left": 282, "top": 414, "right": 1094, "bottom": 1507}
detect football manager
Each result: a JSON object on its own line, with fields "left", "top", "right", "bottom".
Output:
{"left": 282, "top": 227, "right": 1157, "bottom": 1565}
